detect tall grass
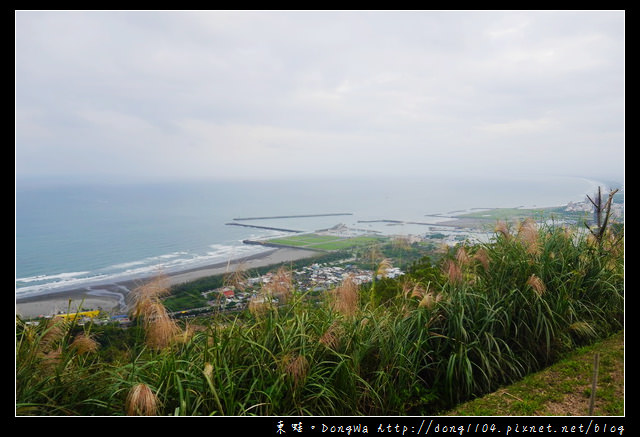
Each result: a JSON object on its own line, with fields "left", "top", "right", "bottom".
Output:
{"left": 16, "top": 312, "right": 111, "bottom": 415}
{"left": 16, "top": 220, "right": 623, "bottom": 416}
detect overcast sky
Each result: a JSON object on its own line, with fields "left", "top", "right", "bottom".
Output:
{"left": 15, "top": 10, "right": 625, "bottom": 183}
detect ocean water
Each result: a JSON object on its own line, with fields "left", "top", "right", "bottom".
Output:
{"left": 15, "top": 175, "right": 605, "bottom": 297}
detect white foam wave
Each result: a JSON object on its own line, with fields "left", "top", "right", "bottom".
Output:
{"left": 108, "top": 252, "right": 189, "bottom": 270}
{"left": 16, "top": 243, "right": 270, "bottom": 298}
{"left": 16, "top": 273, "right": 110, "bottom": 297}
{"left": 16, "top": 271, "right": 91, "bottom": 284}
{"left": 108, "top": 260, "right": 146, "bottom": 270}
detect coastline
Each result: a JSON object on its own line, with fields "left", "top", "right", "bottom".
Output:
{"left": 16, "top": 247, "right": 320, "bottom": 319}
{"left": 16, "top": 181, "right": 619, "bottom": 321}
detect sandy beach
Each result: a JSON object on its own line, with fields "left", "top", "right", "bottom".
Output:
{"left": 16, "top": 247, "right": 320, "bottom": 319}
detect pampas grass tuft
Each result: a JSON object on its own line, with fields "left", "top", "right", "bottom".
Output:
{"left": 70, "top": 333, "right": 99, "bottom": 355}
{"left": 328, "top": 274, "right": 359, "bottom": 317}
{"left": 473, "top": 248, "right": 490, "bottom": 271}
{"left": 125, "top": 383, "right": 159, "bottom": 416}
{"left": 282, "top": 354, "right": 309, "bottom": 388}
{"left": 128, "top": 275, "right": 181, "bottom": 349}
{"left": 455, "top": 246, "right": 470, "bottom": 267}
{"left": 518, "top": 218, "right": 540, "bottom": 256}
{"left": 376, "top": 258, "right": 393, "bottom": 279}
{"left": 495, "top": 220, "right": 511, "bottom": 240}
{"left": 443, "top": 259, "right": 462, "bottom": 285}
{"left": 526, "top": 274, "right": 546, "bottom": 296}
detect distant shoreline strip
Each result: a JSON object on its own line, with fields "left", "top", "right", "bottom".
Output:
{"left": 233, "top": 213, "right": 353, "bottom": 221}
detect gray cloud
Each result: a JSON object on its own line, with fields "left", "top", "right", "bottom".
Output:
{"left": 15, "top": 10, "right": 624, "bottom": 182}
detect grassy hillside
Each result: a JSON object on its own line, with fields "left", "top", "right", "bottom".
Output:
{"left": 16, "top": 218, "right": 623, "bottom": 416}
{"left": 444, "top": 330, "right": 624, "bottom": 416}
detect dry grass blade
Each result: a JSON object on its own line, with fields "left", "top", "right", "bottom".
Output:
{"left": 473, "top": 248, "right": 490, "bottom": 271}
{"left": 224, "top": 261, "right": 249, "bottom": 291}
{"left": 495, "top": 220, "right": 511, "bottom": 240}
{"left": 248, "top": 294, "right": 272, "bottom": 318}
{"left": 401, "top": 279, "right": 425, "bottom": 300}
{"left": 410, "top": 282, "right": 426, "bottom": 299}
{"left": 419, "top": 292, "right": 436, "bottom": 310}
{"left": 376, "top": 258, "right": 393, "bottom": 279}
{"left": 328, "top": 274, "right": 359, "bottom": 317}
{"left": 419, "top": 290, "right": 445, "bottom": 310}
{"left": 282, "top": 354, "right": 309, "bottom": 388}
{"left": 319, "top": 322, "right": 341, "bottom": 349}
{"left": 173, "top": 321, "right": 197, "bottom": 345}
{"left": 586, "top": 233, "right": 599, "bottom": 248}
{"left": 203, "top": 362, "right": 214, "bottom": 381}
{"left": 263, "top": 266, "right": 293, "bottom": 302}
{"left": 455, "top": 246, "right": 470, "bottom": 267}
{"left": 518, "top": 218, "right": 540, "bottom": 255}
{"left": 145, "top": 303, "right": 181, "bottom": 350}
{"left": 128, "top": 275, "right": 171, "bottom": 319}
{"left": 443, "top": 259, "right": 462, "bottom": 285}
{"left": 561, "top": 226, "right": 573, "bottom": 241}
{"left": 125, "top": 383, "right": 159, "bottom": 416}
{"left": 39, "top": 318, "right": 67, "bottom": 353}
{"left": 569, "top": 321, "right": 597, "bottom": 340}
{"left": 128, "top": 275, "right": 180, "bottom": 349}
{"left": 38, "top": 346, "right": 63, "bottom": 372}
{"left": 400, "top": 279, "right": 413, "bottom": 299}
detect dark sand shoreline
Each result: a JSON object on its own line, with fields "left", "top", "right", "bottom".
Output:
{"left": 16, "top": 247, "right": 320, "bottom": 319}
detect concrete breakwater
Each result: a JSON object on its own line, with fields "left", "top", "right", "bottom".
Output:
{"left": 226, "top": 222, "right": 303, "bottom": 233}
{"left": 358, "top": 218, "right": 475, "bottom": 229}
{"left": 242, "top": 239, "right": 327, "bottom": 252}
{"left": 232, "top": 213, "right": 353, "bottom": 221}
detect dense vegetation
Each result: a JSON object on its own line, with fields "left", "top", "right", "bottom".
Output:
{"left": 16, "top": 218, "right": 623, "bottom": 416}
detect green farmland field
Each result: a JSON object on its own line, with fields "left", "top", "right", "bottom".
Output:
{"left": 455, "top": 207, "right": 590, "bottom": 222}
{"left": 265, "top": 233, "right": 385, "bottom": 251}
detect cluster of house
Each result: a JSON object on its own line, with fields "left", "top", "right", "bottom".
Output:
{"left": 201, "top": 286, "right": 253, "bottom": 311}
{"left": 296, "top": 263, "right": 404, "bottom": 290}
{"left": 200, "top": 262, "right": 405, "bottom": 312}
{"left": 294, "top": 264, "right": 374, "bottom": 292}
{"left": 565, "top": 194, "right": 624, "bottom": 219}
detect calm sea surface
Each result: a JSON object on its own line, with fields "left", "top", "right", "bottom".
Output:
{"left": 15, "top": 175, "right": 604, "bottom": 297}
